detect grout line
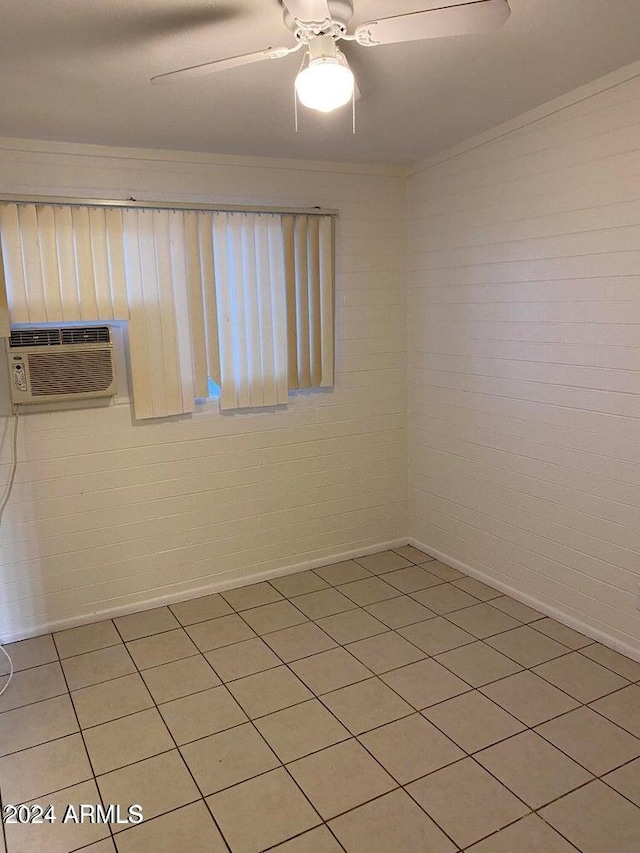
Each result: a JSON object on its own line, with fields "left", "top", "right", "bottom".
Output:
{"left": 51, "top": 620, "right": 118, "bottom": 849}
{"left": 402, "top": 753, "right": 530, "bottom": 851}
{"left": 532, "top": 711, "right": 640, "bottom": 782}
{"left": 1, "top": 635, "right": 635, "bottom": 739}
{"left": 290, "top": 615, "right": 500, "bottom": 851}
{"left": 456, "top": 809, "right": 583, "bottom": 853}
{"left": 0, "top": 769, "right": 8, "bottom": 853}
{"left": 51, "top": 634, "right": 124, "bottom": 661}
{"left": 520, "top": 657, "right": 631, "bottom": 706}
{"left": 3, "top": 558, "right": 640, "bottom": 853}
{"left": 585, "top": 687, "right": 640, "bottom": 740}
{"left": 248, "top": 586, "right": 472, "bottom": 849}
{"left": 209, "top": 600, "right": 350, "bottom": 850}
{"left": 598, "top": 762, "right": 640, "bottom": 811}
{"left": 0, "top": 656, "right": 60, "bottom": 678}
{"left": 0, "top": 680, "right": 70, "bottom": 716}
{"left": 260, "top": 824, "right": 349, "bottom": 853}
{"left": 222, "top": 579, "right": 422, "bottom": 849}
{"left": 108, "top": 619, "right": 234, "bottom": 853}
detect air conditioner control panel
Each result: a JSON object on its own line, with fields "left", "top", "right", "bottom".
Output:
{"left": 11, "top": 357, "right": 27, "bottom": 392}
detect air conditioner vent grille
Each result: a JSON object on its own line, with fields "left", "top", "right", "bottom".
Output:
{"left": 9, "top": 326, "right": 110, "bottom": 347}
{"left": 10, "top": 328, "right": 62, "bottom": 347}
{"left": 61, "top": 327, "right": 110, "bottom": 345}
{"left": 27, "top": 350, "right": 114, "bottom": 396}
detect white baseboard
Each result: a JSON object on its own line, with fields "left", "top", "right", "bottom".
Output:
{"left": 410, "top": 538, "right": 640, "bottom": 665}
{"left": 8, "top": 535, "right": 639, "bottom": 668}
{"left": 1, "top": 537, "right": 408, "bottom": 644}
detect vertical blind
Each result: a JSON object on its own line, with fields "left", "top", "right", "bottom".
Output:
{"left": 212, "top": 212, "right": 288, "bottom": 411}
{"left": 284, "top": 214, "right": 334, "bottom": 390}
{"left": 0, "top": 203, "right": 128, "bottom": 323}
{"left": 122, "top": 208, "right": 213, "bottom": 420}
{"left": 0, "top": 252, "right": 8, "bottom": 338}
{"left": 0, "top": 202, "right": 335, "bottom": 419}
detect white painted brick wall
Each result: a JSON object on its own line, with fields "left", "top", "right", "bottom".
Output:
{"left": 0, "top": 141, "right": 408, "bottom": 640}
{"left": 408, "top": 66, "right": 640, "bottom": 657}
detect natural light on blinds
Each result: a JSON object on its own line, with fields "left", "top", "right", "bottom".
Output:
{"left": 0, "top": 201, "right": 334, "bottom": 420}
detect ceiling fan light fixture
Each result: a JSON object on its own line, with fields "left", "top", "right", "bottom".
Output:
{"left": 295, "top": 35, "right": 354, "bottom": 113}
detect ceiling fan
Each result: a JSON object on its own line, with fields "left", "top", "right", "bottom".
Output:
{"left": 151, "top": 0, "right": 511, "bottom": 113}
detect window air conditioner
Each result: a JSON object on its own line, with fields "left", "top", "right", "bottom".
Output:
{"left": 6, "top": 326, "right": 117, "bottom": 405}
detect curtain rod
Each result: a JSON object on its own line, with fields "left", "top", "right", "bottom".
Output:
{"left": 0, "top": 193, "right": 339, "bottom": 217}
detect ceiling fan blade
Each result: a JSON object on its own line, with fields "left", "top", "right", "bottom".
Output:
{"left": 355, "top": 0, "right": 510, "bottom": 47}
{"left": 151, "top": 44, "right": 300, "bottom": 84}
{"left": 281, "top": 0, "right": 332, "bottom": 26}
{"left": 340, "top": 44, "right": 362, "bottom": 101}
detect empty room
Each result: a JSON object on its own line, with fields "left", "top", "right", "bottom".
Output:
{"left": 0, "top": 1, "right": 639, "bottom": 851}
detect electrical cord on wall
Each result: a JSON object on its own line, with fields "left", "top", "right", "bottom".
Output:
{"left": 0, "top": 644, "right": 13, "bottom": 698}
{"left": 0, "top": 406, "right": 20, "bottom": 698}
{"left": 0, "top": 405, "right": 20, "bottom": 524}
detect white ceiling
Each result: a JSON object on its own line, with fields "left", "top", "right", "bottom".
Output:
{"left": 1, "top": 0, "right": 640, "bottom": 165}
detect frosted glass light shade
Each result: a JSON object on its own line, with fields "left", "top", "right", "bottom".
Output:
{"left": 295, "top": 57, "right": 355, "bottom": 113}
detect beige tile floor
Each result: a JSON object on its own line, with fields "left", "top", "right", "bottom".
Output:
{"left": 1, "top": 547, "right": 640, "bottom": 852}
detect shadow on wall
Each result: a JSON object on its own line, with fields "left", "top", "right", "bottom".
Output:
{"left": 0, "top": 359, "right": 41, "bottom": 642}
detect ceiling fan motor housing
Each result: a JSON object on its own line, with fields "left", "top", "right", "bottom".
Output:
{"left": 307, "top": 33, "right": 338, "bottom": 62}
{"left": 282, "top": 0, "right": 354, "bottom": 40}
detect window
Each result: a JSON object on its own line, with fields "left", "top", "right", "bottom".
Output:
{"left": 0, "top": 201, "right": 335, "bottom": 419}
